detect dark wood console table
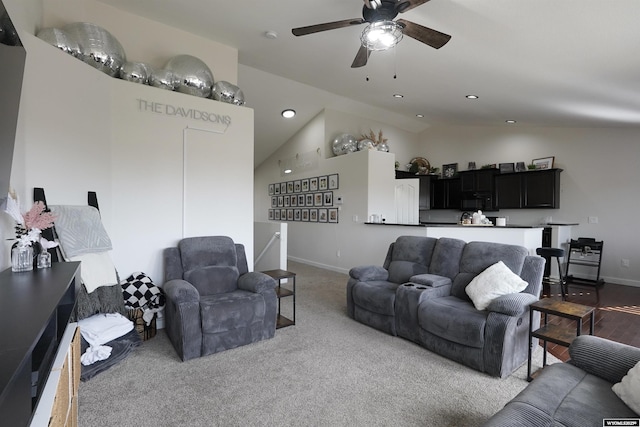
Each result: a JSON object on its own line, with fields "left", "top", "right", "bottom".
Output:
{"left": 527, "top": 298, "right": 595, "bottom": 381}
{"left": 0, "top": 262, "right": 80, "bottom": 426}
{"left": 262, "top": 269, "right": 296, "bottom": 329}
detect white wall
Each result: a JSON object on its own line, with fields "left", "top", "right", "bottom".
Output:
{"left": 255, "top": 112, "right": 640, "bottom": 287}
{"left": 1, "top": 0, "right": 254, "bottom": 283}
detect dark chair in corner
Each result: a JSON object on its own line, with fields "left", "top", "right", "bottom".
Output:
{"left": 163, "top": 236, "right": 278, "bottom": 361}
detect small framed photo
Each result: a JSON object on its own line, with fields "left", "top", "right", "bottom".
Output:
{"left": 294, "top": 209, "right": 301, "bottom": 221}
{"left": 305, "top": 194, "right": 314, "bottom": 206}
{"left": 318, "top": 208, "right": 328, "bottom": 223}
{"left": 274, "top": 210, "right": 281, "bottom": 220}
{"left": 532, "top": 156, "right": 555, "bottom": 170}
{"left": 328, "top": 174, "right": 339, "bottom": 190}
{"left": 294, "top": 180, "right": 301, "bottom": 193}
{"left": 301, "top": 179, "right": 309, "bottom": 192}
{"left": 309, "top": 209, "right": 318, "bottom": 222}
{"left": 287, "top": 209, "right": 294, "bottom": 221}
{"left": 268, "top": 209, "right": 274, "bottom": 220}
{"left": 271, "top": 197, "right": 278, "bottom": 208}
{"left": 301, "top": 209, "right": 309, "bottom": 222}
{"left": 280, "top": 208, "right": 286, "bottom": 220}
{"left": 314, "top": 193, "right": 323, "bottom": 207}
{"left": 328, "top": 208, "right": 338, "bottom": 223}
{"left": 297, "top": 194, "right": 305, "bottom": 206}
{"left": 309, "top": 177, "right": 318, "bottom": 191}
{"left": 280, "top": 182, "right": 286, "bottom": 194}
{"left": 499, "top": 163, "right": 515, "bottom": 174}
{"left": 287, "top": 182, "right": 294, "bottom": 193}
{"left": 274, "top": 183, "right": 280, "bottom": 195}
{"left": 277, "top": 196, "right": 284, "bottom": 207}
{"left": 290, "top": 195, "right": 297, "bottom": 207}
{"left": 268, "top": 184, "right": 275, "bottom": 195}
{"left": 323, "top": 191, "right": 333, "bottom": 206}
{"left": 442, "top": 163, "right": 458, "bottom": 179}
{"left": 319, "top": 175, "right": 328, "bottom": 190}
{"left": 284, "top": 195, "right": 290, "bottom": 207}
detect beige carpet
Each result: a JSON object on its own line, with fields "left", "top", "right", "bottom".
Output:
{"left": 78, "top": 261, "right": 559, "bottom": 427}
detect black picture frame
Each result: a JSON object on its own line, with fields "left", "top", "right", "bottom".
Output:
{"left": 318, "top": 208, "right": 328, "bottom": 223}
{"left": 499, "top": 163, "right": 515, "bottom": 174}
{"left": 323, "top": 191, "right": 333, "bottom": 206}
{"left": 328, "top": 174, "right": 339, "bottom": 190}
{"left": 328, "top": 208, "right": 338, "bottom": 223}
{"left": 301, "top": 179, "right": 309, "bottom": 192}
{"left": 294, "top": 180, "right": 301, "bottom": 193}
{"left": 314, "top": 193, "right": 323, "bottom": 207}
{"left": 319, "top": 175, "right": 328, "bottom": 190}
{"left": 268, "top": 184, "right": 274, "bottom": 195}
{"left": 442, "top": 163, "right": 458, "bottom": 179}
{"left": 309, "top": 177, "right": 318, "bottom": 191}
{"left": 309, "top": 209, "right": 318, "bottom": 222}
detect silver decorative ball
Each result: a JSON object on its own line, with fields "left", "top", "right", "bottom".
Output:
{"left": 212, "top": 80, "right": 237, "bottom": 103}
{"left": 332, "top": 134, "right": 358, "bottom": 156}
{"left": 119, "top": 61, "right": 152, "bottom": 85}
{"left": 377, "top": 142, "right": 389, "bottom": 152}
{"left": 149, "top": 68, "right": 177, "bottom": 91}
{"left": 62, "top": 22, "right": 126, "bottom": 77}
{"left": 233, "top": 89, "right": 246, "bottom": 106}
{"left": 165, "top": 54, "right": 214, "bottom": 98}
{"left": 358, "top": 138, "right": 376, "bottom": 151}
{"left": 36, "top": 27, "right": 81, "bottom": 57}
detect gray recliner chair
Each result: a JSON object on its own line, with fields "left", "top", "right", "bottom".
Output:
{"left": 163, "top": 236, "right": 277, "bottom": 361}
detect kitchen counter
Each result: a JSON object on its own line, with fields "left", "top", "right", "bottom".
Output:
{"left": 365, "top": 222, "right": 544, "bottom": 229}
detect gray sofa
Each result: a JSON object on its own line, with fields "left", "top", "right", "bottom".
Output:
{"left": 347, "top": 236, "right": 544, "bottom": 378}
{"left": 163, "top": 236, "right": 277, "bottom": 361}
{"left": 483, "top": 335, "right": 640, "bottom": 426}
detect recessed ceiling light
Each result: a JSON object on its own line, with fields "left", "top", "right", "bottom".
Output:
{"left": 284, "top": 169, "right": 292, "bottom": 174}
{"left": 281, "top": 109, "right": 296, "bottom": 119}
{"left": 416, "top": 114, "right": 424, "bottom": 118}
{"left": 393, "top": 93, "right": 404, "bottom": 98}
{"left": 506, "top": 120, "right": 517, "bottom": 124}
{"left": 465, "top": 95, "right": 479, "bottom": 99}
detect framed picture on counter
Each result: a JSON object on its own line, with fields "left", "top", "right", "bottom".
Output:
{"left": 532, "top": 156, "right": 554, "bottom": 170}
{"left": 499, "top": 163, "right": 515, "bottom": 174}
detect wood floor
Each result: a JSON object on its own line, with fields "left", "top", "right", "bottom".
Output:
{"left": 538, "top": 280, "right": 640, "bottom": 362}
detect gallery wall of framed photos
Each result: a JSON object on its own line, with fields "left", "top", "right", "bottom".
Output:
{"left": 268, "top": 173, "right": 339, "bottom": 223}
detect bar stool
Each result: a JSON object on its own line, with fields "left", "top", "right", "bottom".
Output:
{"left": 536, "top": 247, "right": 567, "bottom": 299}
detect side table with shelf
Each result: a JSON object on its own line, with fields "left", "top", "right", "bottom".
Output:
{"left": 527, "top": 298, "right": 595, "bottom": 381}
{"left": 262, "top": 269, "right": 296, "bottom": 329}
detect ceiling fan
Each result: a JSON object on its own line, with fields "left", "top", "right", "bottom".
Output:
{"left": 291, "top": 0, "right": 451, "bottom": 68}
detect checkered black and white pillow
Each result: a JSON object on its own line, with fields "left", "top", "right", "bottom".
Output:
{"left": 120, "top": 272, "right": 165, "bottom": 310}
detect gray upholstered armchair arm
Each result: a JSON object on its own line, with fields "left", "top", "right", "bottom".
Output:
{"left": 569, "top": 335, "right": 640, "bottom": 384}
{"left": 349, "top": 265, "right": 389, "bottom": 282}
{"left": 486, "top": 293, "right": 538, "bottom": 316}
{"left": 164, "top": 279, "right": 200, "bottom": 303}
{"left": 238, "top": 272, "right": 277, "bottom": 294}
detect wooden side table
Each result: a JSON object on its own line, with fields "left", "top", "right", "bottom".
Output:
{"left": 262, "top": 269, "right": 296, "bottom": 329}
{"left": 527, "top": 298, "right": 595, "bottom": 381}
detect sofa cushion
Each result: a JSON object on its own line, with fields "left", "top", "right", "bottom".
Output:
{"left": 200, "top": 290, "right": 265, "bottom": 334}
{"left": 184, "top": 265, "right": 239, "bottom": 295}
{"left": 418, "top": 296, "right": 488, "bottom": 348}
{"left": 506, "top": 363, "right": 637, "bottom": 426}
{"left": 179, "top": 236, "right": 237, "bottom": 272}
{"left": 352, "top": 281, "right": 398, "bottom": 316}
{"left": 388, "top": 260, "right": 429, "bottom": 284}
{"left": 465, "top": 261, "right": 528, "bottom": 311}
{"left": 409, "top": 273, "right": 452, "bottom": 288}
{"left": 612, "top": 360, "right": 640, "bottom": 415}
{"left": 428, "top": 237, "right": 466, "bottom": 279}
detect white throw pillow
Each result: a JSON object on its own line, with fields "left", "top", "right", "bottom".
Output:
{"left": 612, "top": 361, "right": 640, "bottom": 415}
{"left": 465, "top": 261, "right": 528, "bottom": 310}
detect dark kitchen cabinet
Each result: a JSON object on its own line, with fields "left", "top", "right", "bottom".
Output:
{"left": 430, "top": 178, "right": 461, "bottom": 209}
{"left": 495, "top": 168, "right": 562, "bottom": 209}
{"left": 459, "top": 169, "right": 498, "bottom": 211}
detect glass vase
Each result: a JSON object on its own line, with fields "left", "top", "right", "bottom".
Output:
{"left": 12, "top": 244, "right": 34, "bottom": 272}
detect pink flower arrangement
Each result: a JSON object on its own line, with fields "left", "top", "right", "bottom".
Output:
{"left": 4, "top": 192, "right": 57, "bottom": 248}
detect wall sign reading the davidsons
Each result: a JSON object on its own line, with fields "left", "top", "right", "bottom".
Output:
{"left": 137, "top": 99, "right": 232, "bottom": 126}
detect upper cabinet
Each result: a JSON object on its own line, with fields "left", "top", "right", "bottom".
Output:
{"left": 495, "top": 168, "right": 562, "bottom": 209}
{"left": 430, "top": 177, "right": 461, "bottom": 210}
{"left": 459, "top": 169, "right": 498, "bottom": 211}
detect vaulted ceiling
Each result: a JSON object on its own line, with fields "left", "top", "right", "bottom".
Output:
{"left": 97, "top": 0, "right": 640, "bottom": 166}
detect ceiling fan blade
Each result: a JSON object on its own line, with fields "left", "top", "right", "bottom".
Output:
{"left": 396, "top": 19, "right": 451, "bottom": 49}
{"left": 351, "top": 45, "right": 371, "bottom": 68}
{"left": 292, "top": 18, "right": 365, "bottom": 36}
{"left": 396, "top": 0, "right": 431, "bottom": 13}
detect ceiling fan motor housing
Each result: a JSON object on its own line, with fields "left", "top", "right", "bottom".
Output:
{"left": 362, "top": 1, "right": 399, "bottom": 23}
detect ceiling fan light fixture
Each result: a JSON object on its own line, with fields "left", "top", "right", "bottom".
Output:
{"left": 361, "top": 20, "right": 403, "bottom": 51}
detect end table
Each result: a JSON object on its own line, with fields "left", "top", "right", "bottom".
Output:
{"left": 262, "top": 269, "right": 296, "bottom": 329}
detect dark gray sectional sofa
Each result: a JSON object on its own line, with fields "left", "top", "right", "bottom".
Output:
{"left": 347, "top": 235, "right": 545, "bottom": 378}
{"left": 482, "top": 335, "right": 640, "bottom": 426}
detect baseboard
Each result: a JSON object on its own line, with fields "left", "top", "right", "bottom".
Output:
{"left": 288, "top": 256, "right": 349, "bottom": 275}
